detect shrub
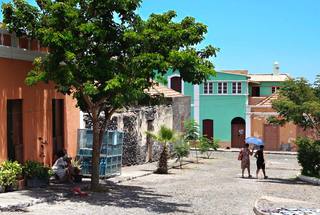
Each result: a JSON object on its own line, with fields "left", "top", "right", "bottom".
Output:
{"left": 296, "top": 137, "right": 320, "bottom": 178}
{"left": 199, "top": 137, "right": 219, "bottom": 159}
{"left": 23, "top": 161, "right": 52, "bottom": 180}
{"left": 173, "top": 140, "right": 190, "bottom": 168}
{"left": 0, "top": 161, "right": 22, "bottom": 188}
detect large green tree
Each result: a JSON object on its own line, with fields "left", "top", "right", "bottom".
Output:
{"left": 2, "top": 0, "right": 218, "bottom": 190}
{"left": 269, "top": 78, "right": 320, "bottom": 137}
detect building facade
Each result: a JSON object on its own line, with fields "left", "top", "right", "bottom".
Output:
{"left": 0, "top": 29, "right": 80, "bottom": 165}
{"left": 166, "top": 63, "right": 301, "bottom": 151}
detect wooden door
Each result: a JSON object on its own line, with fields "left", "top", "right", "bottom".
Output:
{"left": 252, "top": 86, "right": 260, "bottom": 97}
{"left": 52, "top": 99, "right": 64, "bottom": 160}
{"left": 203, "top": 119, "right": 214, "bottom": 140}
{"left": 7, "top": 100, "right": 23, "bottom": 163}
{"left": 231, "top": 117, "right": 246, "bottom": 148}
{"left": 170, "top": 76, "right": 182, "bottom": 93}
{"left": 263, "top": 124, "right": 280, "bottom": 150}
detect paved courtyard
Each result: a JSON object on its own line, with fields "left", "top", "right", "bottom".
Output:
{"left": 3, "top": 151, "right": 320, "bottom": 215}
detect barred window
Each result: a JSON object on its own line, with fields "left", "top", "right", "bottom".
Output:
{"left": 204, "top": 82, "right": 213, "bottom": 94}
{"left": 232, "top": 82, "right": 242, "bottom": 94}
{"left": 218, "top": 82, "right": 228, "bottom": 94}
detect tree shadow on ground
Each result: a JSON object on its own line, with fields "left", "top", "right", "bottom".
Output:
{"left": 255, "top": 177, "right": 318, "bottom": 186}
{"left": 17, "top": 181, "right": 192, "bottom": 214}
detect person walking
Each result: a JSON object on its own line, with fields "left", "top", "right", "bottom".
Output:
{"left": 254, "top": 145, "right": 268, "bottom": 179}
{"left": 239, "top": 143, "right": 254, "bottom": 178}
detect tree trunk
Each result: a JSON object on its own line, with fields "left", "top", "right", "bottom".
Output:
{"left": 156, "top": 144, "right": 168, "bottom": 174}
{"left": 91, "top": 116, "right": 102, "bottom": 191}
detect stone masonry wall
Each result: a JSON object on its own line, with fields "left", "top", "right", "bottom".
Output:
{"left": 110, "top": 105, "right": 173, "bottom": 166}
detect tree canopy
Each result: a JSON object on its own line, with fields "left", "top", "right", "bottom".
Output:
{"left": 269, "top": 77, "right": 320, "bottom": 137}
{"left": 2, "top": 0, "right": 218, "bottom": 189}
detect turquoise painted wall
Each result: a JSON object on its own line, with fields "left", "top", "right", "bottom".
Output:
{"left": 199, "top": 95, "right": 247, "bottom": 141}
{"left": 249, "top": 82, "right": 283, "bottom": 97}
{"left": 197, "top": 72, "right": 248, "bottom": 141}
{"left": 164, "top": 70, "right": 248, "bottom": 142}
{"left": 260, "top": 82, "right": 283, "bottom": 96}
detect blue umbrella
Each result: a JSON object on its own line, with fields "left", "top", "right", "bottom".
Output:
{"left": 245, "top": 137, "right": 264, "bottom": 146}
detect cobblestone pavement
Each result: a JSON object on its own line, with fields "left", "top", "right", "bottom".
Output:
{"left": 4, "top": 152, "right": 320, "bottom": 215}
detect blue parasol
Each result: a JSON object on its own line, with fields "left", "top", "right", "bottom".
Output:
{"left": 245, "top": 137, "right": 264, "bottom": 146}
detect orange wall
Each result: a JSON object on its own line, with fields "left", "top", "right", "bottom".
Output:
{"left": 251, "top": 114, "right": 298, "bottom": 151}
{"left": 0, "top": 57, "right": 80, "bottom": 165}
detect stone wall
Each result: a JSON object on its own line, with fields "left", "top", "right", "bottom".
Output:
{"left": 110, "top": 105, "right": 174, "bottom": 165}
{"left": 83, "top": 96, "right": 191, "bottom": 166}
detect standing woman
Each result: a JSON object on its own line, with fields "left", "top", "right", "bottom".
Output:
{"left": 239, "top": 143, "right": 254, "bottom": 178}
{"left": 255, "top": 145, "right": 268, "bottom": 179}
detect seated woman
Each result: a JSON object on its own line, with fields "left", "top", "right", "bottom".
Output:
{"left": 52, "top": 150, "right": 73, "bottom": 183}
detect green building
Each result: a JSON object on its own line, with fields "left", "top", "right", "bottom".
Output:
{"left": 166, "top": 62, "right": 290, "bottom": 148}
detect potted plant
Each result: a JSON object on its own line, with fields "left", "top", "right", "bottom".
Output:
{"left": 71, "top": 159, "right": 83, "bottom": 183}
{"left": 0, "top": 161, "right": 22, "bottom": 192}
{"left": 23, "top": 161, "right": 52, "bottom": 188}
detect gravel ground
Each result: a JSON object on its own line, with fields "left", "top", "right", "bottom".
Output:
{"left": 4, "top": 152, "right": 320, "bottom": 215}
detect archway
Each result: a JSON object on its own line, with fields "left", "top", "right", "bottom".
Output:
{"left": 231, "top": 117, "right": 246, "bottom": 148}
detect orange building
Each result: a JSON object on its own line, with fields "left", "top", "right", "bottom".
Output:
{"left": 0, "top": 29, "right": 80, "bottom": 165}
{"left": 248, "top": 68, "right": 307, "bottom": 151}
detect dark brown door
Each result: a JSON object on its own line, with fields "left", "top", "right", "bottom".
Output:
{"left": 170, "top": 76, "right": 182, "bottom": 93}
{"left": 231, "top": 117, "right": 246, "bottom": 148}
{"left": 52, "top": 99, "right": 64, "bottom": 160}
{"left": 252, "top": 86, "right": 260, "bottom": 97}
{"left": 7, "top": 100, "right": 23, "bottom": 163}
{"left": 263, "top": 124, "right": 280, "bottom": 150}
{"left": 203, "top": 119, "right": 214, "bottom": 140}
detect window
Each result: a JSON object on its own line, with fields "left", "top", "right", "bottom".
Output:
{"left": 232, "top": 82, "right": 242, "bottom": 94}
{"left": 272, "top": 86, "right": 280, "bottom": 94}
{"left": 203, "top": 82, "right": 213, "bottom": 94}
{"left": 218, "top": 82, "right": 228, "bottom": 94}
{"left": 170, "top": 76, "right": 182, "bottom": 93}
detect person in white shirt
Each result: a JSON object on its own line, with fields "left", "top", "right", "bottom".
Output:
{"left": 52, "top": 150, "right": 72, "bottom": 182}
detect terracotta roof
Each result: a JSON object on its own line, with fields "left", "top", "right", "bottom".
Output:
{"left": 248, "top": 74, "right": 290, "bottom": 82}
{"left": 220, "top": 70, "right": 249, "bottom": 76}
{"left": 256, "top": 93, "right": 278, "bottom": 106}
{"left": 146, "top": 84, "right": 184, "bottom": 98}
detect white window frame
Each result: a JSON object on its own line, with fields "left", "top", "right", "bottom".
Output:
{"left": 167, "top": 74, "right": 184, "bottom": 94}
{"left": 218, "top": 82, "right": 228, "bottom": 94}
{"left": 232, "top": 82, "right": 242, "bottom": 94}
{"left": 203, "top": 82, "right": 213, "bottom": 94}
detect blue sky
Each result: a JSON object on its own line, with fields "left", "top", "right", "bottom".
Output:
{"left": 1, "top": 0, "right": 320, "bottom": 81}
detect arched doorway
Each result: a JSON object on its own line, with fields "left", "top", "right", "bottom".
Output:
{"left": 203, "top": 119, "right": 214, "bottom": 140}
{"left": 170, "top": 76, "right": 182, "bottom": 93}
{"left": 231, "top": 117, "right": 246, "bottom": 148}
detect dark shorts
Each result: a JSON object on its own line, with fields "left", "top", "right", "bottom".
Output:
{"left": 257, "top": 161, "right": 265, "bottom": 170}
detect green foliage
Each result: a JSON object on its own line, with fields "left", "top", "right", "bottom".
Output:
{"left": 173, "top": 139, "right": 190, "bottom": 168}
{"left": 154, "top": 74, "right": 168, "bottom": 86}
{"left": 147, "top": 125, "right": 177, "bottom": 174}
{"left": 198, "top": 136, "right": 219, "bottom": 159}
{"left": 296, "top": 138, "right": 320, "bottom": 178}
{"left": 183, "top": 119, "right": 199, "bottom": 142}
{"left": 146, "top": 125, "right": 176, "bottom": 145}
{"left": 2, "top": 0, "right": 217, "bottom": 188}
{"left": 23, "top": 160, "right": 52, "bottom": 180}
{"left": 269, "top": 78, "right": 320, "bottom": 136}
{"left": 0, "top": 161, "right": 22, "bottom": 188}
{"left": 71, "top": 159, "right": 82, "bottom": 170}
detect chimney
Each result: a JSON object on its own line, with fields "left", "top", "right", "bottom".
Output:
{"left": 273, "top": 61, "right": 280, "bottom": 75}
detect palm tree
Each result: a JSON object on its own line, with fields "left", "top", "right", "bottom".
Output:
{"left": 146, "top": 126, "right": 176, "bottom": 174}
